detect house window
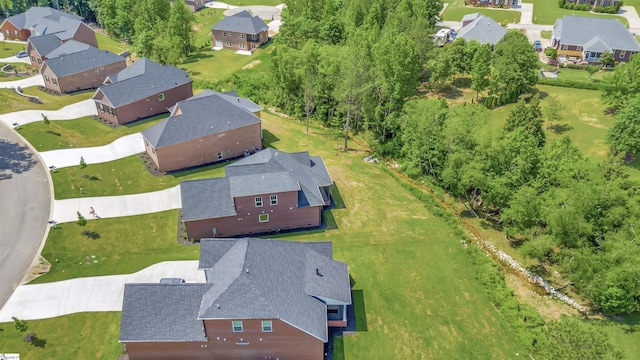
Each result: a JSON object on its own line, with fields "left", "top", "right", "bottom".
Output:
{"left": 259, "top": 214, "right": 269, "bottom": 222}
{"left": 561, "top": 44, "right": 568, "bottom": 50}
{"left": 108, "top": 107, "right": 115, "bottom": 116}
{"left": 232, "top": 321, "right": 243, "bottom": 332}
{"left": 37, "top": 58, "right": 42, "bottom": 64}
{"left": 99, "top": 103, "right": 105, "bottom": 112}
{"left": 52, "top": 78, "right": 58, "bottom": 85}
{"left": 619, "top": 50, "right": 626, "bottom": 59}
{"left": 239, "top": 43, "right": 244, "bottom": 49}
{"left": 576, "top": 46, "right": 582, "bottom": 51}
{"left": 4, "top": 30, "right": 8, "bottom": 36}
{"left": 226, "top": 41, "right": 231, "bottom": 47}
{"left": 217, "top": 151, "right": 223, "bottom": 160}
{"left": 44, "top": 74, "right": 50, "bottom": 82}
{"left": 95, "top": 68, "right": 99, "bottom": 74}
{"left": 262, "top": 320, "right": 272, "bottom": 332}
{"left": 270, "top": 195, "right": 277, "bottom": 205}
{"left": 223, "top": 32, "right": 227, "bottom": 37}
{"left": 30, "top": 56, "right": 34, "bottom": 62}
{"left": 14, "top": 30, "right": 18, "bottom": 36}
{"left": 250, "top": 34, "right": 258, "bottom": 41}
{"left": 238, "top": 34, "right": 244, "bottom": 39}
{"left": 158, "top": 93, "right": 165, "bottom": 101}
{"left": 255, "top": 197, "right": 263, "bottom": 207}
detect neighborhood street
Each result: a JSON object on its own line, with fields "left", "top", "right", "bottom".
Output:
{"left": 0, "top": 121, "right": 51, "bottom": 310}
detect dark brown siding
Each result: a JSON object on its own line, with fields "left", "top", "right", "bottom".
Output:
{"left": 148, "top": 121, "right": 262, "bottom": 172}
{"left": 212, "top": 30, "right": 268, "bottom": 52}
{"left": 71, "top": 23, "right": 98, "bottom": 48}
{"left": 185, "top": 191, "right": 322, "bottom": 239}
{"left": 97, "top": 82, "right": 193, "bottom": 124}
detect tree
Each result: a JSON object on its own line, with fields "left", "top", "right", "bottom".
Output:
{"left": 586, "top": 65, "right": 599, "bottom": 81}
{"left": 77, "top": 211, "right": 87, "bottom": 228}
{"left": 607, "top": 95, "right": 640, "bottom": 155}
{"left": 600, "top": 50, "right": 615, "bottom": 68}
{"left": 167, "top": 0, "right": 195, "bottom": 59}
{"left": 447, "top": 37, "right": 467, "bottom": 77}
{"left": 543, "top": 95, "right": 565, "bottom": 129}
{"left": 42, "top": 113, "right": 49, "bottom": 125}
{"left": 490, "top": 31, "right": 539, "bottom": 103}
{"left": 79, "top": 156, "right": 87, "bottom": 171}
{"left": 601, "top": 53, "right": 640, "bottom": 110}
{"left": 471, "top": 43, "right": 491, "bottom": 100}
{"left": 12, "top": 316, "right": 27, "bottom": 333}
{"left": 504, "top": 94, "right": 545, "bottom": 147}
{"left": 297, "top": 40, "right": 319, "bottom": 133}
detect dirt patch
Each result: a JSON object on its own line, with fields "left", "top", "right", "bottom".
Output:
{"left": 579, "top": 113, "right": 608, "bottom": 129}
{"left": 504, "top": 272, "right": 579, "bottom": 320}
{"left": 21, "top": 255, "right": 50, "bottom": 283}
{"left": 242, "top": 60, "right": 261, "bottom": 70}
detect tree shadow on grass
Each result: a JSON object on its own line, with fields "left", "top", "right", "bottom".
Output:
{"left": 181, "top": 50, "right": 214, "bottom": 65}
{"left": 435, "top": 84, "right": 462, "bottom": 100}
{"left": 331, "top": 184, "right": 346, "bottom": 209}
{"left": 31, "top": 336, "right": 47, "bottom": 348}
{"left": 452, "top": 77, "right": 472, "bottom": 88}
{"left": 548, "top": 123, "right": 573, "bottom": 134}
{"left": 352, "top": 290, "right": 368, "bottom": 332}
{"left": 0, "top": 138, "right": 37, "bottom": 181}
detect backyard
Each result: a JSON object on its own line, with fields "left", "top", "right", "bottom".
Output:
{"left": 0, "top": 88, "right": 94, "bottom": 114}
{"left": 442, "top": 0, "right": 522, "bottom": 23}
{"left": 522, "top": 0, "right": 629, "bottom": 25}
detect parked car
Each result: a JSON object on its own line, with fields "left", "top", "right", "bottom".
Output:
{"left": 15, "top": 51, "right": 28, "bottom": 58}
{"left": 533, "top": 41, "right": 542, "bottom": 52}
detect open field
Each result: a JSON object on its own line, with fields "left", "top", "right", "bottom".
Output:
{"left": 31, "top": 210, "right": 198, "bottom": 283}
{"left": 17, "top": 114, "right": 166, "bottom": 151}
{"left": 0, "top": 312, "right": 121, "bottom": 359}
{"left": 442, "top": 0, "right": 522, "bottom": 23}
{"left": 96, "top": 32, "right": 130, "bottom": 55}
{"left": 0, "top": 88, "right": 94, "bottom": 114}
{"left": 522, "top": 0, "right": 629, "bottom": 25}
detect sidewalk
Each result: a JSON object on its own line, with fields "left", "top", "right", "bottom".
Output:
{"left": 0, "top": 74, "right": 43, "bottom": 89}
{"left": 0, "top": 260, "right": 205, "bottom": 321}
{"left": 40, "top": 133, "right": 144, "bottom": 169}
{"left": 0, "top": 98, "right": 97, "bottom": 127}
{"left": 52, "top": 185, "right": 182, "bottom": 223}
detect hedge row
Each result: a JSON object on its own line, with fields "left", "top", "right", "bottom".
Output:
{"left": 537, "top": 77, "right": 605, "bottom": 91}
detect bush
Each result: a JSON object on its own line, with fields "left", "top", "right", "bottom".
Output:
{"left": 545, "top": 47, "right": 557, "bottom": 59}
{"left": 538, "top": 77, "right": 605, "bottom": 90}
{"left": 558, "top": 0, "right": 565, "bottom": 6}
{"left": 563, "top": 3, "right": 575, "bottom": 9}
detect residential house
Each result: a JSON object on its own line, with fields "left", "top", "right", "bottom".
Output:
{"left": 40, "top": 42, "right": 125, "bottom": 93}
{"left": 466, "top": 0, "right": 511, "bottom": 6}
{"left": 1, "top": 7, "right": 97, "bottom": 45}
{"left": 180, "top": 148, "right": 333, "bottom": 239}
{"left": 120, "top": 238, "right": 352, "bottom": 360}
{"left": 185, "top": 0, "right": 207, "bottom": 11}
{"left": 552, "top": 15, "right": 640, "bottom": 63}
{"left": 92, "top": 58, "right": 193, "bottom": 125}
{"left": 141, "top": 90, "right": 263, "bottom": 172}
{"left": 211, "top": 10, "right": 268, "bottom": 52}
{"left": 563, "top": 0, "right": 619, "bottom": 7}
{"left": 457, "top": 13, "right": 507, "bottom": 46}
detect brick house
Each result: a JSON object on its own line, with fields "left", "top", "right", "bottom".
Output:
{"left": 92, "top": 58, "right": 193, "bottom": 125}
{"left": 1, "top": 7, "right": 97, "bottom": 45}
{"left": 120, "top": 238, "right": 352, "bottom": 360}
{"left": 457, "top": 13, "right": 507, "bottom": 46}
{"left": 466, "top": 0, "right": 510, "bottom": 6}
{"left": 142, "top": 90, "right": 263, "bottom": 172}
{"left": 180, "top": 148, "right": 333, "bottom": 239}
{"left": 211, "top": 10, "right": 268, "bottom": 53}
{"left": 552, "top": 15, "right": 640, "bottom": 63}
{"left": 563, "top": 0, "right": 619, "bottom": 7}
{"left": 40, "top": 42, "right": 125, "bottom": 93}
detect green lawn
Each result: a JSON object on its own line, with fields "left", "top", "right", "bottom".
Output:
{"left": 51, "top": 154, "right": 228, "bottom": 199}
{"left": 442, "top": 0, "right": 522, "bottom": 23}
{"left": 96, "top": 32, "right": 130, "bottom": 55}
{"left": 541, "top": 30, "right": 552, "bottom": 39}
{"left": 31, "top": 210, "right": 199, "bottom": 283}
{"left": 0, "top": 88, "right": 94, "bottom": 114}
{"left": 0, "top": 312, "right": 121, "bottom": 359}
{"left": 17, "top": 114, "right": 167, "bottom": 151}
{"left": 223, "top": 0, "right": 282, "bottom": 5}
{"left": 0, "top": 41, "right": 26, "bottom": 58}
{"left": 522, "top": 0, "right": 629, "bottom": 25}
{"left": 552, "top": 66, "right": 611, "bottom": 82}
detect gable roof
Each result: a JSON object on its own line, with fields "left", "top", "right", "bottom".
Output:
{"left": 27, "top": 33, "right": 63, "bottom": 57}
{"left": 44, "top": 39, "right": 90, "bottom": 58}
{"left": 197, "top": 238, "right": 351, "bottom": 342}
{"left": 457, "top": 13, "right": 507, "bottom": 46}
{"left": 211, "top": 10, "right": 268, "bottom": 35}
{"left": 119, "top": 283, "right": 211, "bottom": 342}
{"left": 180, "top": 148, "right": 333, "bottom": 221}
{"left": 30, "top": 13, "right": 83, "bottom": 41}
{"left": 93, "top": 58, "right": 191, "bottom": 108}
{"left": 141, "top": 90, "right": 262, "bottom": 148}
{"left": 553, "top": 15, "right": 640, "bottom": 52}
{"left": 43, "top": 45, "right": 123, "bottom": 77}
{"left": 3, "top": 6, "right": 79, "bottom": 30}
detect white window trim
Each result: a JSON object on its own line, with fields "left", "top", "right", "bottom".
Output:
{"left": 255, "top": 197, "right": 263, "bottom": 207}
{"left": 217, "top": 151, "right": 223, "bottom": 160}
{"left": 270, "top": 195, "right": 278, "bottom": 206}
{"left": 262, "top": 320, "right": 272, "bottom": 332}
{"left": 259, "top": 214, "right": 269, "bottom": 223}
{"left": 619, "top": 50, "right": 626, "bottom": 59}
{"left": 158, "top": 93, "right": 165, "bottom": 101}
{"left": 232, "top": 320, "right": 243, "bottom": 332}
{"left": 238, "top": 33, "right": 244, "bottom": 39}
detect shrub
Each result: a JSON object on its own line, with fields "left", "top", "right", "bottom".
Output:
{"left": 558, "top": 0, "right": 565, "bottom": 6}
{"left": 563, "top": 3, "right": 574, "bottom": 9}
{"left": 545, "top": 47, "right": 557, "bottom": 59}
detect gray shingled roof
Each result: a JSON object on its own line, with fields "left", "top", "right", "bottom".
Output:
{"left": 120, "top": 283, "right": 211, "bottom": 342}
{"left": 142, "top": 90, "right": 262, "bottom": 148}
{"left": 27, "top": 34, "right": 62, "bottom": 57}
{"left": 553, "top": 15, "right": 640, "bottom": 52}
{"left": 94, "top": 58, "right": 191, "bottom": 108}
{"left": 211, "top": 10, "right": 268, "bottom": 35}
{"left": 3, "top": 6, "right": 79, "bottom": 30}
{"left": 31, "top": 14, "right": 82, "bottom": 41}
{"left": 43, "top": 46, "right": 123, "bottom": 78}
{"left": 181, "top": 148, "right": 332, "bottom": 221}
{"left": 181, "top": 177, "right": 236, "bottom": 221}
{"left": 45, "top": 39, "right": 91, "bottom": 58}
{"left": 197, "top": 238, "right": 351, "bottom": 342}
{"left": 457, "top": 13, "right": 507, "bottom": 46}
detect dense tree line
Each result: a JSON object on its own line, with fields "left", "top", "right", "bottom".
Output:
{"left": 0, "top": 0, "right": 95, "bottom": 22}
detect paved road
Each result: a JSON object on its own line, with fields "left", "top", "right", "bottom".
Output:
{"left": 0, "top": 260, "right": 205, "bottom": 321}
{"left": 52, "top": 185, "right": 182, "bottom": 223}
{"left": 0, "top": 122, "right": 51, "bottom": 310}
{"left": 40, "top": 133, "right": 144, "bottom": 169}
{"left": 0, "top": 99, "right": 97, "bottom": 127}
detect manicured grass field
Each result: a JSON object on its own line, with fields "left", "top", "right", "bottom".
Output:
{"left": 96, "top": 32, "right": 130, "bottom": 55}
{"left": 31, "top": 210, "right": 199, "bottom": 283}
{"left": 0, "top": 41, "right": 27, "bottom": 58}
{"left": 181, "top": 43, "right": 274, "bottom": 83}
{"left": 522, "top": 0, "right": 629, "bottom": 25}
{"left": 223, "top": 0, "right": 282, "bottom": 5}
{"left": 442, "top": 0, "right": 522, "bottom": 23}
{"left": 552, "top": 66, "right": 610, "bottom": 82}
{"left": 540, "top": 30, "right": 552, "bottom": 39}
{"left": 0, "top": 88, "right": 94, "bottom": 114}
{"left": 17, "top": 114, "right": 167, "bottom": 151}
{"left": 0, "top": 312, "right": 121, "bottom": 359}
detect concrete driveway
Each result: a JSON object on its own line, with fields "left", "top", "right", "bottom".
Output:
{"left": 0, "top": 98, "right": 97, "bottom": 127}
{"left": 0, "top": 122, "right": 51, "bottom": 310}
{"left": 40, "top": 133, "right": 144, "bottom": 169}
{"left": 0, "top": 55, "right": 31, "bottom": 64}
{"left": 52, "top": 185, "right": 182, "bottom": 223}
{"left": 620, "top": 6, "right": 640, "bottom": 33}
{"left": 0, "top": 260, "right": 205, "bottom": 321}
{"left": 0, "top": 74, "right": 44, "bottom": 89}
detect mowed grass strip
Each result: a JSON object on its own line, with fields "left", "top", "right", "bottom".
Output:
{"left": 31, "top": 210, "right": 198, "bottom": 283}
{"left": 0, "top": 312, "right": 121, "bottom": 359}
{"left": 17, "top": 114, "right": 167, "bottom": 151}
{"left": 0, "top": 88, "right": 94, "bottom": 114}
{"left": 523, "top": 0, "right": 629, "bottom": 25}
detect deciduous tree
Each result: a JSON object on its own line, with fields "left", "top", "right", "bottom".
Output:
{"left": 607, "top": 95, "right": 640, "bottom": 155}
